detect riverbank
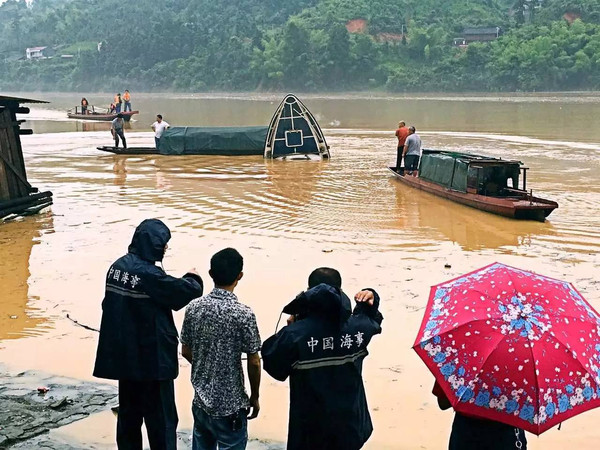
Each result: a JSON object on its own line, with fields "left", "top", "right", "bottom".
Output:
{"left": 0, "top": 364, "right": 284, "bottom": 449}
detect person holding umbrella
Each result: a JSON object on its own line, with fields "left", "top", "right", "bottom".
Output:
{"left": 432, "top": 381, "right": 527, "bottom": 449}
{"left": 414, "top": 262, "right": 600, "bottom": 448}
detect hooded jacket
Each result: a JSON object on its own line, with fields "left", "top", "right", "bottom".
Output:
{"left": 262, "top": 284, "right": 383, "bottom": 450}
{"left": 93, "top": 219, "right": 203, "bottom": 381}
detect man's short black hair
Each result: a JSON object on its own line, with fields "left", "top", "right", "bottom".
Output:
{"left": 157, "top": 114, "right": 163, "bottom": 119}
{"left": 308, "top": 267, "right": 342, "bottom": 289}
{"left": 117, "top": 113, "right": 123, "bottom": 118}
{"left": 210, "top": 248, "right": 243, "bottom": 286}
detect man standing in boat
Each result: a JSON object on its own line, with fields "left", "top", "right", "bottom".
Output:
{"left": 114, "top": 93, "right": 122, "bottom": 113}
{"left": 395, "top": 120, "right": 409, "bottom": 172}
{"left": 111, "top": 113, "right": 127, "bottom": 149}
{"left": 403, "top": 126, "right": 422, "bottom": 177}
{"left": 123, "top": 90, "right": 132, "bottom": 112}
{"left": 151, "top": 114, "right": 170, "bottom": 150}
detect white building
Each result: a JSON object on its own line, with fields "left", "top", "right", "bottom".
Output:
{"left": 25, "top": 47, "right": 48, "bottom": 60}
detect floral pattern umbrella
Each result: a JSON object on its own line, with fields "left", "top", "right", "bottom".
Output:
{"left": 414, "top": 262, "right": 600, "bottom": 435}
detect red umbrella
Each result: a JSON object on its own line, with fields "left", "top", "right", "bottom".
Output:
{"left": 414, "top": 262, "right": 600, "bottom": 435}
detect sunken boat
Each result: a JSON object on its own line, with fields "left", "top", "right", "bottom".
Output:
{"left": 264, "top": 94, "right": 330, "bottom": 159}
{"left": 68, "top": 105, "right": 138, "bottom": 121}
{"left": 389, "top": 150, "right": 558, "bottom": 221}
{"left": 96, "top": 94, "right": 330, "bottom": 158}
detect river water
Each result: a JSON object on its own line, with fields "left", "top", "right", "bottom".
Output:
{"left": 1, "top": 92, "right": 600, "bottom": 448}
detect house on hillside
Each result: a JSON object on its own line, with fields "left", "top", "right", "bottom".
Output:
{"left": 375, "top": 32, "right": 405, "bottom": 44}
{"left": 461, "top": 27, "right": 502, "bottom": 43}
{"left": 25, "top": 46, "right": 54, "bottom": 60}
{"left": 453, "top": 27, "right": 502, "bottom": 47}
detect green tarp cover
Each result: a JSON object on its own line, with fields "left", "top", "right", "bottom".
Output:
{"left": 420, "top": 151, "right": 520, "bottom": 194}
{"left": 419, "top": 153, "right": 468, "bottom": 191}
{"left": 159, "top": 126, "right": 268, "bottom": 156}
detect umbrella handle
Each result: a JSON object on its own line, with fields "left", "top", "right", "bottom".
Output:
{"left": 514, "top": 428, "right": 523, "bottom": 449}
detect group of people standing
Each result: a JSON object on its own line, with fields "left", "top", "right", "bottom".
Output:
{"left": 110, "top": 90, "right": 132, "bottom": 113}
{"left": 395, "top": 120, "right": 422, "bottom": 176}
{"left": 109, "top": 113, "right": 170, "bottom": 150}
{"left": 93, "top": 219, "right": 383, "bottom": 450}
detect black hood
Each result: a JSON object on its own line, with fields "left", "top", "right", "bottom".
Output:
{"left": 283, "top": 283, "right": 351, "bottom": 326}
{"left": 128, "top": 219, "right": 171, "bottom": 262}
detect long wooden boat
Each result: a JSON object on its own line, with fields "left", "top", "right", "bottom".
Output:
{"left": 97, "top": 146, "right": 158, "bottom": 155}
{"left": 68, "top": 106, "right": 138, "bottom": 121}
{"left": 388, "top": 149, "right": 558, "bottom": 221}
{"left": 388, "top": 167, "right": 557, "bottom": 221}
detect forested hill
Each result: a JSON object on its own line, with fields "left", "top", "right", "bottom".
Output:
{"left": 1, "top": 0, "right": 600, "bottom": 92}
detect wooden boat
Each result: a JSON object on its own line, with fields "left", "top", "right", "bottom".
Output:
{"left": 388, "top": 150, "right": 558, "bottom": 221}
{"left": 97, "top": 146, "right": 158, "bottom": 155}
{"left": 68, "top": 105, "right": 138, "bottom": 121}
{"left": 264, "top": 94, "right": 330, "bottom": 159}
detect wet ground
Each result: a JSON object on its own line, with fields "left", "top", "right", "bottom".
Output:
{"left": 1, "top": 93, "right": 599, "bottom": 448}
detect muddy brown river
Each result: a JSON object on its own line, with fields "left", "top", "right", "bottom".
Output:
{"left": 1, "top": 92, "right": 599, "bottom": 448}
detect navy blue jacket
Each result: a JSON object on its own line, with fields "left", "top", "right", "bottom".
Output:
{"left": 93, "top": 219, "right": 203, "bottom": 381}
{"left": 262, "top": 284, "right": 383, "bottom": 450}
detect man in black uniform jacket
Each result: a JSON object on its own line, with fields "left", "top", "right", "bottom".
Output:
{"left": 262, "top": 268, "right": 383, "bottom": 450}
{"left": 93, "top": 219, "right": 203, "bottom": 449}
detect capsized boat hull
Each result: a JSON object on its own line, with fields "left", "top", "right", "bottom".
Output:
{"left": 388, "top": 167, "right": 557, "bottom": 221}
{"left": 264, "top": 94, "right": 330, "bottom": 159}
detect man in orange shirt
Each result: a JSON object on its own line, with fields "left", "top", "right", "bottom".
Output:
{"left": 395, "top": 121, "right": 409, "bottom": 173}
{"left": 123, "top": 90, "right": 132, "bottom": 112}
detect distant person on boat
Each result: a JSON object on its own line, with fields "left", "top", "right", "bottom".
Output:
{"left": 111, "top": 113, "right": 127, "bottom": 149}
{"left": 114, "top": 93, "right": 122, "bottom": 113}
{"left": 262, "top": 267, "right": 383, "bottom": 450}
{"left": 93, "top": 219, "right": 203, "bottom": 450}
{"left": 403, "top": 126, "right": 422, "bottom": 177}
{"left": 81, "top": 97, "right": 89, "bottom": 115}
{"left": 109, "top": 102, "right": 116, "bottom": 113}
{"left": 123, "top": 90, "right": 132, "bottom": 112}
{"left": 395, "top": 120, "right": 409, "bottom": 172}
{"left": 151, "top": 114, "right": 170, "bottom": 149}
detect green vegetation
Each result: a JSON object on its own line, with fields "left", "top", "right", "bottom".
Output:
{"left": 0, "top": 0, "right": 599, "bottom": 92}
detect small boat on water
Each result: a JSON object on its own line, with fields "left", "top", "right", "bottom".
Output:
{"left": 389, "top": 149, "right": 558, "bottom": 221}
{"left": 68, "top": 105, "right": 138, "bottom": 121}
{"left": 97, "top": 146, "right": 157, "bottom": 155}
{"left": 264, "top": 94, "right": 330, "bottom": 159}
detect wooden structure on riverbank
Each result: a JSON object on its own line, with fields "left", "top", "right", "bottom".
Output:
{"left": 0, "top": 95, "right": 53, "bottom": 221}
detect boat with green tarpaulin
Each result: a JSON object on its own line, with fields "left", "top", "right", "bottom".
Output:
{"left": 389, "top": 149, "right": 558, "bottom": 221}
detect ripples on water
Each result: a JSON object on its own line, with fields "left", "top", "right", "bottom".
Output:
{"left": 17, "top": 127, "right": 600, "bottom": 259}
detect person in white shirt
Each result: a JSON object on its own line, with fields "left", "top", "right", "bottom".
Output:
{"left": 151, "top": 115, "right": 170, "bottom": 149}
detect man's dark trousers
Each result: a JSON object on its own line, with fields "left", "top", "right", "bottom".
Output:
{"left": 114, "top": 130, "right": 127, "bottom": 149}
{"left": 396, "top": 145, "right": 404, "bottom": 172}
{"left": 117, "top": 380, "right": 178, "bottom": 450}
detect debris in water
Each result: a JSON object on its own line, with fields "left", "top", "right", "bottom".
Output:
{"left": 444, "top": 263, "right": 452, "bottom": 268}
{"left": 322, "top": 249, "right": 333, "bottom": 253}
{"left": 49, "top": 397, "right": 69, "bottom": 409}
{"left": 9, "top": 315, "right": 18, "bottom": 319}
{"left": 37, "top": 387, "right": 49, "bottom": 394}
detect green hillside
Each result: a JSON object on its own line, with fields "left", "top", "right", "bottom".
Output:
{"left": 0, "top": 0, "right": 599, "bottom": 91}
